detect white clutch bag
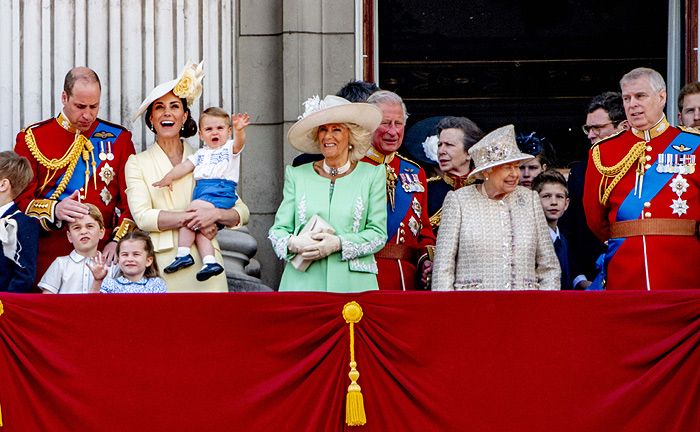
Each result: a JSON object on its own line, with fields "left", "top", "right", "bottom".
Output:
{"left": 290, "top": 214, "right": 336, "bottom": 272}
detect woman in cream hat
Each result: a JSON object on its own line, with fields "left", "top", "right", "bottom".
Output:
{"left": 431, "top": 124, "right": 560, "bottom": 291}
{"left": 124, "top": 61, "right": 250, "bottom": 292}
{"left": 268, "top": 95, "right": 388, "bottom": 292}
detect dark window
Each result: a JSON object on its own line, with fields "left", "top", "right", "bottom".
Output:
{"left": 378, "top": 0, "right": 668, "bottom": 166}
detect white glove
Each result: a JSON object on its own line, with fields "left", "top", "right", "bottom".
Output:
{"left": 301, "top": 232, "right": 341, "bottom": 260}
{"left": 287, "top": 232, "right": 318, "bottom": 254}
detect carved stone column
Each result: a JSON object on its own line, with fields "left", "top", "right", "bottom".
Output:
{"left": 217, "top": 227, "right": 274, "bottom": 292}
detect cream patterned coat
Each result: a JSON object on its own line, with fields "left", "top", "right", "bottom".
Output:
{"left": 432, "top": 185, "right": 560, "bottom": 291}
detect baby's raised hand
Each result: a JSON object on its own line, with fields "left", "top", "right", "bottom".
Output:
{"left": 232, "top": 112, "right": 251, "bottom": 131}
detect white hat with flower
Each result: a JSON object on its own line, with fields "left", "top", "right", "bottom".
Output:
{"left": 132, "top": 60, "right": 205, "bottom": 121}
{"left": 468, "top": 124, "right": 534, "bottom": 180}
{"left": 287, "top": 95, "right": 382, "bottom": 155}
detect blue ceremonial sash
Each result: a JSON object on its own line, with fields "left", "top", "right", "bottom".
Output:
{"left": 600, "top": 131, "right": 700, "bottom": 281}
{"left": 46, "top": 121, "right": 123, "bottom": 200}
{"left": 386, "top": 158, "right": 414, "bottom": 237}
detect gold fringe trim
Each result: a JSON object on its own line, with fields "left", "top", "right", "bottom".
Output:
{"left": 591, "top": 141, "right": 646, "bottom": 205}
{"left": 342, "top": 301, "right": 366, "bottom": 426}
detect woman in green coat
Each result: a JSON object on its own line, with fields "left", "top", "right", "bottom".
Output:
{"left": 269, "top": 95, "right": 387, "bottom": 292}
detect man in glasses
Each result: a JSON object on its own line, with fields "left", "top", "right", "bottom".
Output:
{"left": 677, "top": 81, "right": 700, "bottom": 129}
{"left": 560, "top": 92, "right": 628, "bottom": 289}
{"left": 583, "top": 67, "right": 700, "bottom": 291}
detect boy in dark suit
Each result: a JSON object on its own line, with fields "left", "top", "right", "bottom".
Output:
{"left": 533, "top": 170, "right": 572, "bottom": 290}
{"left": 0, "top": 151, "right": 39, "bottom": 292}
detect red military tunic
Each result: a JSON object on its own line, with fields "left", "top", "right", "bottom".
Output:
{"left": 583, "top": 117, "right": 700, "bottom": 290}
{"left": 14, "top": 113, "right": 136, "bottom": 282}
{"left": 363, "top": 148, "right": 436, "bottom": 290}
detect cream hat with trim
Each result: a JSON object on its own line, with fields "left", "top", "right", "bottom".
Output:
{"left": 287, "top": 95, "right": 382, "bottom": 155}
{"left": 468, "top": 124, "right": 534, "bottom": 180}
{"left": 132, "top": 61, "right": 205, "bottom": 121}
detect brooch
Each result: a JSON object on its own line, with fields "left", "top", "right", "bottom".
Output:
{"left": 100, "top": 187, "right": 113, "bottom": 205}
{"left": 99, "top": 163, "right": 115, "bottom": 185}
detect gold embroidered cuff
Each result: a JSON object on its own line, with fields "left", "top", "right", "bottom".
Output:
{"left": 112, "top": 218, "right": 136, "bottom": 242}
{"left": 25, "top": 199, "right": 57, "bottom": 230}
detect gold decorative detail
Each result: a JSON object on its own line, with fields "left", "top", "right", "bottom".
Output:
{"left": 429, "top": 208, "right": 442, "bottom": 229}
{"left": 342, "top": 301, "right": 366, "bottom": 426}
{"left": 592, "top": 141, "right": 647, "bottom": 205}
{"left": 25, "top": 128, "right": 92, "bottom": 199}
{"left": 26, "top": 199, "right": 56, "bottom": 222}
{"left": 93, "top": 131, "right": 115, "bottom": 139}
{"left": 386, "top": 165, "right": 397, "bottom": 211}
{"left": 0, "top": 299, "right": 4, "bottom": 317}
{"left": 113, "top": 218, "right": 136, "bottom": 242}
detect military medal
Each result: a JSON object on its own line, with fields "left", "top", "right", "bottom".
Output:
{"left": 106, "top": 141, "right": 114, "bottom": 161}
{"left": 99, "top": 163, "right": 115, "bottom": 185}
{"left": 386, "top": 165, "right": 397, "bottom": 211}
{"left": 408, "top": 216, "right": 420, "bottom": 237}
{"left": 411, "top": 197, "right": 422, "bottom": 217}
{"left": 99, "top": 141, "right": 107, "bottom": 161}
{"left": 657, "top": 154, "right": 696, "bottom": 174}
{"left": 669, "top": 174, "right": 690, "bottom": 217}
{"left": 100, "top": 187, "right": 113, "bottom": 205}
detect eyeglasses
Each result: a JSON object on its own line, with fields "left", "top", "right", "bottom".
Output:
{"left": 581, "top": 122, "right": 615, "bottom": 135}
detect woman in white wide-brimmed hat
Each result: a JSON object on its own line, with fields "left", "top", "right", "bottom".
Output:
{"left": 268, "top": 95, "right": 388, "bottom": 292}
{"left": 124, "top": 61, "right": 249, "bottom": 292}
{"left": 431, "top": 124, "right": 560, "bottom": 291}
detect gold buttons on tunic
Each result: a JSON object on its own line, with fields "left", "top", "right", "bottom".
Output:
{"left": 644, "top": 212, "right": 652, "bottom": 218}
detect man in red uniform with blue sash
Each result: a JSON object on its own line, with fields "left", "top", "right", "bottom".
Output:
{"left": 362, "top": 91, "right": 436, "bottom": 290}
{"left": 584, "top": 68, "right": 700, "bottom": 290}
{"left": 14, "top": 67, "right": 136, "bottom": 283}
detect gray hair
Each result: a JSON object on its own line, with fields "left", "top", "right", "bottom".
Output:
{"left": 620, "top": 67, "right": 666, "bottom": 93}
{"left": 367, "top": 90, "right": 409, "bottom": 121}
{"left": 313, "top": 122, "right": 372, "bottom": 162}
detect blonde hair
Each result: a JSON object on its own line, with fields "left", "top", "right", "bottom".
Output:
{"left": 199, "top": 107, "right": 231, "bottom": 127}
{"left": 312, "top": 122, "right": 372, "bottom": 162}
{"left": 67, "top": 203, "right": 105, "bottom": 229}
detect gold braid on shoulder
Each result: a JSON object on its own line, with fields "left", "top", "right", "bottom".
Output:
{"left": 591, "top": 140, "right": 646, "bottom": 205}
{"left": 25, "top": 128, "right": 90, "bottom": 199}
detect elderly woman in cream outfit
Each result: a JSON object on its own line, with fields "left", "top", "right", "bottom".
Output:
{"left": 432, "top": 124, "right": 560, "bottom": 291}
{"left": 125, "top": 62, "right": 249, "bottom": 292}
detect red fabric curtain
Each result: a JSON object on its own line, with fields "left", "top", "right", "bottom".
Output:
{"left": 1, "top": 291, "right": 699, "bottom": 431}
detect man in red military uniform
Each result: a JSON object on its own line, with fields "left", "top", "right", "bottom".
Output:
{"left": 584, "top": 67, "right": 700, "bottom": 290}
{"left": 362, "top": 90, "right": 436, "bottom": 290}
{"left": 14, "top": 67, "right": 136, "bottom": 282}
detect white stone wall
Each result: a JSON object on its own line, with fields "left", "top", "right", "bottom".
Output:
{"left": 0, "top": 0, "right": 238, "bottom": 152}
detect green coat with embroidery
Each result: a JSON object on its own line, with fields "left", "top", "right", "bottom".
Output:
{"left": 269, "top": 162, "right": 387, "bottom": 292}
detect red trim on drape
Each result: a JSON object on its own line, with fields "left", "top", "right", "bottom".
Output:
{"left": 1, "top": 291, "right": 699, "bottom": 431}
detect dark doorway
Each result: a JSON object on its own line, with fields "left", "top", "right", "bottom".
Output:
{"left": 377, "top": 0, "right": 668, "bottom": 166}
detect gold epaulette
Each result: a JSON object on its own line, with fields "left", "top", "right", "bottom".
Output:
{"left": 590, "top": 128, "right": 625, "bottom": 149}
{"left": 429, "top": 209, "right": 442, "bottom": 229}
{"left": 678, "top": 125, "right": 700, "bottom": 136}
{"left": 112, "top": 218, "right": 137, "bottom": 241}
{"left": 427, "top": 175, "right": 442, "bottom": 183}
{"left": 396, "top": 153, "right": 421, "bottom": 169}
{"left": 25, "top": 199, "right": 57, "bottom": 231}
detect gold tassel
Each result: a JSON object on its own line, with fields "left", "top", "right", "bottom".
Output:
{"left": 342, "top": 301, "right": 366, "bottom": 426}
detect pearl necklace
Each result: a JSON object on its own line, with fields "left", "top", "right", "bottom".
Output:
{"left": 322, "top": 160, "right": 351, "bottom": 176}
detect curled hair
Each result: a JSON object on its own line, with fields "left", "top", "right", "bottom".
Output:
{"left": 587, "top": 92, "right": 626, "bottom": 124}
{"left": 620, "top": 67, "right": 666, "bottom": 93}
{"left": 117, "top": 229, "right": 160, "bottom": 279}
{"left": 677, "top": 81, "right": 700, "bottom": 112}
{"left": 313, "top": 123, "right": 372, "bottom": 162}
{"left": 436, "top": 116, "right": 484, "bottom": 153}
{"left": 144, "top": 96, "right": 198, "bottom": 138}
{"left": 367, "top": 90, "right": 409, "bottom": 121}
{"left": 0, "top": 151, "right": 33, "bottom": 198}
{"left": 531, "top": 169, "right": 568, "bottom": 197}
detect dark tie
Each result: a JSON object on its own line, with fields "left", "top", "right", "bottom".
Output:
{"left": 554, "top": 236, "right": 571, "bottom": 290}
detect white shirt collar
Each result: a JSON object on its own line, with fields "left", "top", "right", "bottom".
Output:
{"left": 0, "top": 202, "right": 14, "bottom": 217}
{"left": 69, "top": 250, "right": 92, "bottom": 263}
{"left": 548, "top": 226, "right": 560, "bottom": 243}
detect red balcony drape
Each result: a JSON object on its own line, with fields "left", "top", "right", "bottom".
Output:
{"left": 1, "top": 291, "right": 699, "bottom": 431}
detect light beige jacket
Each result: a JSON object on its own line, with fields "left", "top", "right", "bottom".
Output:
{"left": 432, "top": 185, "right": 560, "bottom": 291}
{"left": 124, "top": 141, "right": 249, "bottom": 292}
